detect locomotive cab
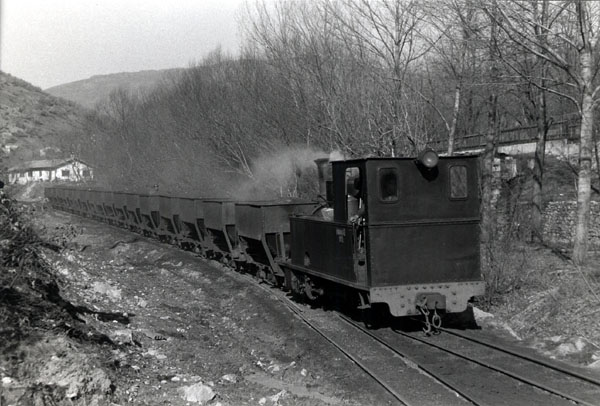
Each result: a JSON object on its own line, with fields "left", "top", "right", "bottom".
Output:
{"left": 283, "top": 152, "right": 485, "bottom": 318}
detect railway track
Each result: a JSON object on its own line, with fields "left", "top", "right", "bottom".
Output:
{"left": 236, "top": 277, "right": 462, "bottom": 406}
{"left": 236, "top": 269, "right": 600, "bottom": 405}
{"left": 340, "top": 315, "right": 600, "bottom": 406}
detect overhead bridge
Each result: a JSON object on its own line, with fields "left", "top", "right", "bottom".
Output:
{"left": 429, "top": 115, "right": 581, "bottom": 155}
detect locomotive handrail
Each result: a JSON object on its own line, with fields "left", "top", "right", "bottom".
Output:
{"left": 367, "top": 217, "right": 480, "bottom": 227}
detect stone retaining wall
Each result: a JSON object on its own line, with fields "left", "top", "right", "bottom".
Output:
{"left": 543, "top": 201, "right": 600, "bottom": 248}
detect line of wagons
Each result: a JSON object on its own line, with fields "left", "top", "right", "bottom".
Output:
{"left": 44, "top": 187, "right": 312, "bottom": 285}
{"left": 45, "top": 152, "right": 485, "bottom": 323}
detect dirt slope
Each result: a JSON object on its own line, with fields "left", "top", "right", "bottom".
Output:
{"left": 2, "top": 207, "right": 392, "bottom": 405}
{"left": 0, "top": 72, "right": 87, "bottom": 171}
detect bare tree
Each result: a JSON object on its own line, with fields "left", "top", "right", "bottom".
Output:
{"left": 94, "top": 88, "right": 140, "bottom": 183}
{"left": 422, "top": 0, "right": 481, "bottom": 154}
{"left": 531, "top": 0, "right": 550, "bottom": 243}
{"left": 480, "top": 3, "right": 501, "bottom": 244}
{"left": 491, "top": 0, "right": 600, "bottom": 263}
{"left": 327, "top": 0, "right": 434, "bottom": 155}
{"left": 486, "top": 0, "right": 553, "bottom": 241}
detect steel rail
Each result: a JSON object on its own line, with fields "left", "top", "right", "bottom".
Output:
{"left": 439, "top": 327, "right": 600, "bottom": 387}
{"left": 393, "top": 328, "right": 598, "bottom": 406}
{"left": 231, "top": 276, "right": 413, "bottom": 406}
{"left": 336, "top": 314, "right": 480, "bottom": 406}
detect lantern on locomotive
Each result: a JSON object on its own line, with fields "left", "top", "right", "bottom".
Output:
{"left": 280, "top": 150, "right": 485, "bottom": 319}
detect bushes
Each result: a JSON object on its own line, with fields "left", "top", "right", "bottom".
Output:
{"left": 480, "top": 229, "right": 530, "bottom": 308}
{"left": 0, "top": 191, "right": 46, "bottom": 275}
{"left": 479, "top": 174, "right": 531, "bottom": 307}
{"left": 0, "top": 191, "right": 56, "bottom": 335}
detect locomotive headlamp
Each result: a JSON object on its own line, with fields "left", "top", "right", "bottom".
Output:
{"left": 417, "top": 149, "right": 439, "bottom": 169}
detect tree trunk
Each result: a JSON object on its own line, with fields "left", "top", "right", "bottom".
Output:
{"left": 447, "top": 82, "right": 461, "bottom": 155}
{"left": 531, "top": 0, "right": 548, "bottom": 242}
{"left": 481, "top": 8, "right": 499, "bottom": 244}
{"left": 531, "top": 87, "right": 547, "bottom": 242}
{"left": 447, "top": 1, "right": 472, "bottom": 156}
{"left": 573, "top": 48, "right": 594, "bottom": 264}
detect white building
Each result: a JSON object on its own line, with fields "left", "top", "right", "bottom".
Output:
{"left": 7, "top": 158, "right": 93, "bottom": 185}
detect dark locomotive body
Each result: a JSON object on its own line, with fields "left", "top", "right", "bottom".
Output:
{"left": 282, "top": 155, "right": 484, "bottom": 316}
{"left": 45, "top": 152, "right": 484, "bottom": 319}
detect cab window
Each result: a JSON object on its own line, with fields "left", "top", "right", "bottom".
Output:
{"left": 379, "top": 168, "right": 398, "bottom": 202}
{"left": 449, "top": 165, "right": 468, "bottom": 199}
{"left": 345, "top": 167, "right": 362, "bottom": 219}
{"left": 345, "top": 167, "right": 361, "bottom": 197}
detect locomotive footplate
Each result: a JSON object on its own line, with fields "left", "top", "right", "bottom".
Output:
{"left": 370, "top": 281, "right": 485, "bottom": 317}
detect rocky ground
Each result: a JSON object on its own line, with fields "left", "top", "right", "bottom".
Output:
{"left": 479, "top": 242, "right": 600, "bottom": 368}
{"left": 1, "top": 207, "right": 394, "bottom": 406}
{"left": 1, "top": 199, "right": 600, "bottom": 405}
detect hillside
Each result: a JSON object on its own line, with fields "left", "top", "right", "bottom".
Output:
{"left": 45, "top": 69, "right": 184, "bottom": 109}
{"left": 0, "top": 72, "right": 87, "bottom": 172}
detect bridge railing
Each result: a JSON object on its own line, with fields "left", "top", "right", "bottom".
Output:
{"left": 429, "top": 116, "right": 581, "bottom": 152}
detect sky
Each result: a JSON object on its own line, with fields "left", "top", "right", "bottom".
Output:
{"left": 0, "top": 0, "right": 246, "bottom": 89}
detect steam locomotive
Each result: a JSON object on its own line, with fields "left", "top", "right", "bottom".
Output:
{"left": 45, "top": 150, "right": 485, "bottom": 324}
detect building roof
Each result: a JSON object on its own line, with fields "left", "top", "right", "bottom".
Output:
{"left": 8, "top": 158, "right": 89, "bottom": 172}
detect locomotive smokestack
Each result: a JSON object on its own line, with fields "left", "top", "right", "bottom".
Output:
{"left": 314, "top": 158, "right": 333, "bottom": 205}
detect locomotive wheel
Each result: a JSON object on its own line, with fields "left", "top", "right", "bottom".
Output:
{"left": 289, "top": 272, "right": 305, "bottom": 302}
{"left": 361, "top": 306, "right": 386, "bottom": 329}
{"left": 303, "top": 277, "right": 324, "bottom": 303}
{"left": 358, "top": 292, "right": 385, "bottom": 329}
{"left": 233, "top": 260, "right": 246, "bottom": 273}
{"left": 274, "top": 275, "right": 285, "bottom": 288}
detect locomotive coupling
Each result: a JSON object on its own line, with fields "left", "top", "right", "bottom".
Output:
{"left": 416, "top": 293, "right": 446, "bottom": 310}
